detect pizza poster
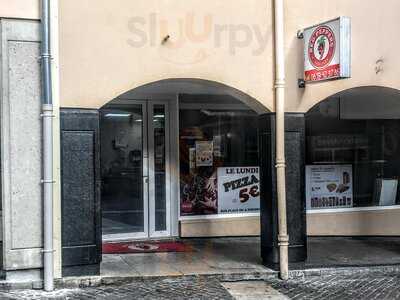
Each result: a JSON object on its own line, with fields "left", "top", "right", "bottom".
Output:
{"left": 217, "top": 167, "right": 260, "bottom": 214}
{"left": 306, "top": 165, "right": 353, "bottom": 210}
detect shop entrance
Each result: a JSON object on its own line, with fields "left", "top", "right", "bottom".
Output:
{"left": 100, "top": 100, "right": 171, "bottom": 241}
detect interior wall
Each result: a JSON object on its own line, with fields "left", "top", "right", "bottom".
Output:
{"left": 100, "top": 113, "right": 143, "bottom": 174}
{"left": 339, "top": 88, "right": 400, "bottom": 119}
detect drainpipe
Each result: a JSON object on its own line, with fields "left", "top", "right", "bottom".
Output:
{"left": 41, "top": 0, "right": 54, "bottom": 291}
{"left": 273, "top": 0, "right": 289, "bottom": 280}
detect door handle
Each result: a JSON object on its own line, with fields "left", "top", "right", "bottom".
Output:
{"left": 143, "top": 177, "right": 149, "bottom": 183}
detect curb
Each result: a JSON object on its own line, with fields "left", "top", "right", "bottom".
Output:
{"left": 0, "top": 264, "right": 399, "bottom": 291}
{"left": 288, "top": 264, "right": 400, "bottom": 279}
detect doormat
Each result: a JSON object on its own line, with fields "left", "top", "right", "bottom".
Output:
{"left": 102, "top": 241, "right": 193, "bottom": 254}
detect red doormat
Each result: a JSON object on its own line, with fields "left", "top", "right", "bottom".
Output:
{"left": 102, "top": 241, "right": 193, "bottom": 254}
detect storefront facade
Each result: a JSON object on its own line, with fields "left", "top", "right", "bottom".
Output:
{"left": 1, "top": 0, "right": 400, "bottom": 282}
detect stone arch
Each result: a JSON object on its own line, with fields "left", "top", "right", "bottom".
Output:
{"left": 100, "top": 78, "right": 271, "bottom": 114}
{"left": 303, "top": 86, "right": 400, "bottom": 114}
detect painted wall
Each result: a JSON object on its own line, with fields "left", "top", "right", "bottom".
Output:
{"left": 0, "top": 0, "right": 39, "bottom": 20}
{"left": 180, "top": 216, "right": 260, "bottom": 237}
{"left": 59, "top": 0, "right": 274, "bottom": 110}
{"left": 59, "top": 0, "right": 400, "bottom": 112}
{"left": 307, "top": 209, "right": 400, "bottom": 236}
{"left": 182, "top": 211, "right": 400, "bottom": 237}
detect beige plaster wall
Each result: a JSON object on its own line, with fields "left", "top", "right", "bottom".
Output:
{"left": 181, "top": 209, "right": 400, "bottom": 237}
{"left": 59, "top": 0, "right": 274, "bottom": 110}
{"left": 180, "top": 217, "right": 260, "bottom": 237}
{"left": 0, "top": 0, "right": 39, "bottom": 20}
{"left": 307, "top": 209, "right": 400, "bottom": 236}
{"left": 59, "top": 0, "right": 400, "bottom": 112}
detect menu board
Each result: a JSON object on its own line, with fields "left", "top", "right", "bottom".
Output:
{"left": 306, "top": 165, "right": 353, "bottom": 210}
{"left": 217, "top": 167, "right": 260, "bottom": 214}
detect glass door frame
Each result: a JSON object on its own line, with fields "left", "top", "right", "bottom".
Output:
{"left": 102, "top": 101, "right": 149, "bottom": 242}
{"left": 101, "top": 100, "right": 172, "bottom": 241}
{"left": 148, "top": 101, "right": 171, "bottom": 238}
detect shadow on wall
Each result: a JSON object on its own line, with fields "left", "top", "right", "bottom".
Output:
{"left": 116, "top": 78, "right": 271, "bottom": 114}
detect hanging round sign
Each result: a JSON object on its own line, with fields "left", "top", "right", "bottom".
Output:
{"left": 308, "top": 25, "right": 336, "bottom": 69}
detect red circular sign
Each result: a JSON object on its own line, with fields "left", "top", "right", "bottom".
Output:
{"left": 308, "top": 25, "right": 336, "bottom": 69}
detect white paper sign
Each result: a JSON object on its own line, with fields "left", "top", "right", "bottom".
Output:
{"left": 189, "top": 148, "right": 196, "bottom": 174}
{"left": 196, "top": 141, "right": 213, "bottom": 167}
{"left": 217, "top": 167, "right": 260, "bottom": 214}
{"left": 306, "top": 165, "right": 353, "bottom": 210}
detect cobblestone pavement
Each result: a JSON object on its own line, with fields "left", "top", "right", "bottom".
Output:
{"left": 0, "top": 277, "right": 233, "bottom": 300}
{"left": 1, "top": 273, "right": 400, "bottom": 299}
{"left": 270, "top": 273, "right": 400, "bottom": 300}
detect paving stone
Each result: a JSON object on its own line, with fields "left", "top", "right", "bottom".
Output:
{"left": 222, "top": 281, "right": 289, "bottom": 299}
{"left": 269, "top": 273, "right": 400, "bottom": 300}
{"left": 2, "top": 273, "right": 400, "bottom": 299}
{"left": 0, "top": 277, "right": 233, "bottom": 300}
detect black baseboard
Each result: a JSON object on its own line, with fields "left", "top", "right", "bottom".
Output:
{"left": 262, "top": 244, "right": 307, "bottom": 267}
{"left": 62, "top": 264, "right": 100, "bottom": 277}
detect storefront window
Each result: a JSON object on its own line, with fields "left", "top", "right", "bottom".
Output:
{"left": 179, "top": 104, "right": 260, "bottom": 217}
{"left": 306, "top": 96, "right": 400, "bottom": 210}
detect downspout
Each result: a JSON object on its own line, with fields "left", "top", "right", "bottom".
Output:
{"left": 41, "top": 0, "right": 54, "bottom": 291}
{"left": 273, "top": 0, "right": 289, "bottom": 280}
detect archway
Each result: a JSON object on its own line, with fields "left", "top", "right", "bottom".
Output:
{"left": 99, "top": 78, "right": 270, "bottom": 246}
{"left": 304, "top": 86, "right": 400, "bottom": 267}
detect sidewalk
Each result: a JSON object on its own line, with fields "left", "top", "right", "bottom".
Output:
{"left": 101, "top": 238, "right": 273, "bottom": 279}
{"left": 1, "top": 236, "right": 400, "bottom": 292}
{"left": 2, "top": 272, "right": 400, "bottom": 299}
{"left": 100, "top": 236, "right": 400, "bottom": 279}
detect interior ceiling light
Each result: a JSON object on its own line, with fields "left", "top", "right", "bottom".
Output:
{"left": 200, "top": 110, "right": 254, "bottom": 117}
{"left": 105, "top": 113, "right": 131, "bottom": 118}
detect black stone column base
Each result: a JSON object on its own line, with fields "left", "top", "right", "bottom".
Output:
{"left": 62, "top": 264, "right": 100, "bottom": 277}
{"left": 261, "top": 245, "right": 308, "bottom": 269}
{"left": 60, "top": 108, "right": 102, "bottom": 277}
{"left": 259, "top": 113, "right": 307, "bottom": 266}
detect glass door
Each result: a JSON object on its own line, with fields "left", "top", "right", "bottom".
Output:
{"left": 101, "top": 101, "right": 170, "bottom": 241}
{"left": 148, "top": 102, "right": 170, "bottom": 238}
{"left": 101, "top": 103, "right": 148, "bottom": 240}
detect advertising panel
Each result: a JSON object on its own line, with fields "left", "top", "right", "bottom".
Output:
{"left": 306, "top": 164, "right": 353, "bottom": 210}
{"left": 217, "top": 167, "right": 260, "bottom": 214}
{"left": 303, "top": 17, "right": 351, "bottom": 82}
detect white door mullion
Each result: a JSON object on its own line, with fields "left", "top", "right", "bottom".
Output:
{"left": 142, "top": 102, "right": 150, "bottom": 238}
{"left": 147, "top": 102, "right": 156, "bottom": 237}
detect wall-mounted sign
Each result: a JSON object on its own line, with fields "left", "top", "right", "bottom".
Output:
{"left": 217, "top": 167, "right": 260, "bottom": 214}
{"left": 306, "top": 164, "right": 353, "bottom": 210}
{"left": 303, "top": 17, "right": 351, "bottom": 82}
